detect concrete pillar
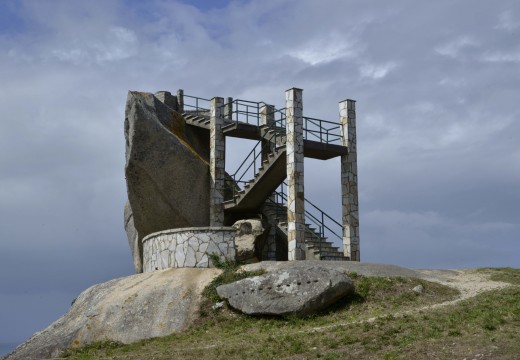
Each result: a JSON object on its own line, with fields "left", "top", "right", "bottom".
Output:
{"left": 339, "top": 99, "right": 360, "bottom": 261}
{"left": 177, "top": 89, "right": 184, "bottom": 113}
{"left": 260, "top": 104, "right": 275, "bottom": 162}
{"left": 286, "top": 88, "right": 305, "bottom": 260}
{"left": 154, "top": 91, "right": 178, "bottom": 111}
{"left": 225, "top": 97, "right": 233, "bottom": 120}
{"left": 210, "top": 97, "right": 225, "bottom": 226}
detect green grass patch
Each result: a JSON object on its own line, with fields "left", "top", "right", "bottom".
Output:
{"left": 60, "top": 268, "right": 520, "bottom": 360}
{"left": 477, "top": 267, "right": 520, "bottom": 285}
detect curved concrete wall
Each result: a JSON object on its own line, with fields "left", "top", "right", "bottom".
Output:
{"left": 142, "top": 227, "right": 235, "bottom": 272}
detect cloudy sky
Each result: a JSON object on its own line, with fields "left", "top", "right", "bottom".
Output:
{"left": 1, "top": 0, "right": 519, "bottom": 350}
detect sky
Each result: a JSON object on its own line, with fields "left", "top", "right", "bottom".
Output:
{"left": 1, "top": 0, "right": 519, "bottom": 349}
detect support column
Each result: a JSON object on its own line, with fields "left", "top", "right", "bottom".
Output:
{"left": 261, "top": 104, "right": 277, "bottom": 259}
{"left": 260, "top": 104, "right": 275, "bottom": 161}
{"left": 286, "top": 88, "right": 305, "bottom": 260}
{"left": 225, "top": 97, "right": 233, "bottom": 120}
{"left": 210, "top": 97, "right": 225, "bottom": 226}
{"left": 339, "top": 99, "right": 360, "bottom": 261}
{"left": 154, "top": 91, "right": 178, "bottom": 111}
{"left": 176, "top": 89, "right": 184, "bottom": 113}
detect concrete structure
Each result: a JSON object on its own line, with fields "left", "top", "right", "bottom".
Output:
{"left": 127, "top": 87, "right": 361, "bottom": 272}
{"left": 285, "top": 88, "right": 306, "bottom": 260}
{"left": 142, "top": 227, "right": 236, "bottom": 271}
{"left": 340, "top": 99, "right": 360, "bottom": 261}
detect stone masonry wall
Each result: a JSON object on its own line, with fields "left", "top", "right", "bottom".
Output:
{"left": 142, "top": 227, "right": 235, "bottom": 272}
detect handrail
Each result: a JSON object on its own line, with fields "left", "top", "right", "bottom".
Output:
{"left": 224, "top": 117, "right": 286, "bottom": 201}
{"left": 276, "top": 182, "right": 342, "bottom": 243}
{"left": 303, "top": 116, "right": 341, "bottom": 144}
{"left": 183, "top": 94, "right": 211, "bottom": 115}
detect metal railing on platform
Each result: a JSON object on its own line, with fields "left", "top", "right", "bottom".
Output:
{"left": 303, "top": 117, "right": 342, "bottom": 144}
{"left": 183, "top": 94, "right": 211, "bottom": 115}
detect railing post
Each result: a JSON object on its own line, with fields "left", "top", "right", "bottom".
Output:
{"left": 260, "top": 104, "right": 275, "bottom": 162}
{"left": 339, "top": 99, "right": 360, "bottom": 261}
{"left": 286, "top": 88, "right": 305, "bottom": 260}
{"left": 225, "top": 97, "right": 233, "bottom": 121}
{"left": 210, "top": 97, "right": 225, "bottom": 226}
{"left": 176, "top": 89, "right": 184, "bottom": 113}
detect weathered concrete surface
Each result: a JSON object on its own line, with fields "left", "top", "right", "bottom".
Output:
{"left": 216, "top": 265, "right": 354, "bottom": 316}
{"left": 5, "top": 268, "right": 221, "bottom": 360}
{"left": 232, "top": 219, "right": 267, "bottom": 263}
{"left": 124, "top": 91, "right": 210, "bottom": 271}
{"left": 124, "top": 201, "right": 142, "bottom": 273}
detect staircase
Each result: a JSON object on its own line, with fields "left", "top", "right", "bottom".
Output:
{"left": 224, "top": 145, "right": 286, "bottom": 212}
{"left": 178, "top": 93, "right": 350, "bottom": 261}
{"left": 262, "top": 201, "right": 349, "bottom": 261}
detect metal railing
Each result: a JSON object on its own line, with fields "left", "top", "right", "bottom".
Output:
{"left": 227, "top": 99, "right": 263, "bottom": 126}
{"left": 183, "top": 94, "right": 211, "bottom": 115}
{"left": 224, "top": 118, "right": 286, "bottom": 201}
{"left": 303, "top": 117, "right": 342, "bottom": 144}
{"left": 274, "top": 182, "right": 342, "bottom": 247}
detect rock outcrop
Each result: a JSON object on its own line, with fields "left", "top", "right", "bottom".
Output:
{"left": 124, "top": 201, "right": 141, "bottom": 273}
{"left": 232, "top": 219, "right": 267, "bottom": 262}
{"left": 124, "top": 91, "right": 211, "bottom": 272}
{"left": 5, "top": 268, "right": 221, "bottom": 360}
{"left": 216, "top": 265, "right": 354, "bottom": 316}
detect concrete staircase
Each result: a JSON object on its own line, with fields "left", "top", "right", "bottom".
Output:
{"left": 180, "top": 102, "right": 349, "bottom": 261}
{"left": 182, "top": 111, "right": 212, "bottom": 129}
{"left": 262, "top": 202, "right": 349, "bottom": 261}
{"left": 224, "top": 146, "right": 287, "bottom": 212}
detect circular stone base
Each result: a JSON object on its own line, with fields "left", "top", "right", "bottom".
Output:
{"left": 142, "top": 227, "right": 236, "bottom": 272}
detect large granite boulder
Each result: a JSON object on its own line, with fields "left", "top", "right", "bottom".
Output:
{"left": 216, "top": 265, "right": 354, "bottom": 316}
{"left": 232, "top": 219, "right": 268, "bottom": 262}
{"left": 124, "top": 91, "right": 211, "bottom": 272}
{"left": 5, "top": 268, "right": 221, "bottom": 360}
{"left": 124, "top": 201, "right": 142, "bottom": 273}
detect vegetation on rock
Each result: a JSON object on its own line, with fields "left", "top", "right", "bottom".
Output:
{"left": 60, "top": 268, "right": 520, "bottom": 359}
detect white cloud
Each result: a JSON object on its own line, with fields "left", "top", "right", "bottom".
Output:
{"left": 480, "top": 50, "right": 520, "bottom": 63}
{"left": 288, "top": 33, "right": 361, "bottom": 65}
{"left": 495, "top": 10, "right": 520, "bottom": 31}
{"left": 48, "top": 26, "right": 138, "bottom": 65}
{"left": 359, "top": 62, "right": 397, "bottom": 80}
{"left": 435, "top": 36, "right": 479, "bottom": 58}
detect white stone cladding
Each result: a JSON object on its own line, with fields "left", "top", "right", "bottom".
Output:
{"left": 286, "top": 88, "right": 306, "bottom": 260}
{"left": 339, "top": 99, "right": 360, "bottom": 261}
{"left": 210, "top": 97, "right": 226, "bottom": 226}
{"left": 142, "top": 227, "right": 236, "bottom": 272}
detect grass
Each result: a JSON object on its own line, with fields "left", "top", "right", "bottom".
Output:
{"left": 59, "top": 268, "right": 520, "bottom": 360}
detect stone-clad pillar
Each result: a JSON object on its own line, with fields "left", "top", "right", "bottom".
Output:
{"left": 210, "top": 97, "right": 225, "bottom": 226}
{"left": 176, "top": 89, "right": 184, "bottom": 113}
{"left": 286, "top": 88, "right": 305, "bottom": 260}
{"left": 339, "top": 99, "right": 360, "bottom": 261}
{"left": 260, "top": 104, "right": 275, "bottom": 162}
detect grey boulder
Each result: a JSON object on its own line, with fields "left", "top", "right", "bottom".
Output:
{"left": 124, "top": 91, "right": 211, "bottom": 271}
{"left": 232, "top": 219, "right": 267, "bottom": 262}
{"left": 216, "top": 265, "right": 354, "bottom": 316}
{"left": 5, "top": 268, "right": 221, "bottom": 360}
{"left": 124, "top": 201, "right": 142, "bottom": 273}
